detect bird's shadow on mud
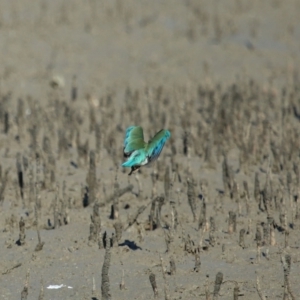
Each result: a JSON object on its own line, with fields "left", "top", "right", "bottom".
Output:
{"left": 119, "top": 240, "right": 142, "bottom": 250}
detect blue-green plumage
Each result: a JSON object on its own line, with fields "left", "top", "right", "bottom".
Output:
{"left": 122, "top": 126, "right": 171, "bottom": 175}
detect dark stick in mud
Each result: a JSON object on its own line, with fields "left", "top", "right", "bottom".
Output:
{"left": 17, "top": 217, "right": 26, "bottom": 246}
{"left": 113, "top": 221, "right": 123, "bottom": 246}
{"left": 169, "top": 256, "right": 176, "bottom": 275}
{"left": 101, "top": 236, "right": 111, "bottom": 300}
{"left": 38, "top": 278, "right": 44, "bottom": 300}
{"left": 255, "top": 271, "right": 266, "bottom": 300}
{"left": 160, "top": 255, "right": 170, "bottom": 300}
{"left": 21, "top": 268, "right": 30, "bottom": 300}
{"left": 281, "top": 254, "right": 296, "bottom": 300}
{"left": 187, "top": 177, "right": 197, "bottom": 222}
{"left": 228, "top": 211, "right": 236, "bottom": 234}
{"left": 239, "top": 229, "right": 246, "bottom": 249}
{"left": 212, "top": 272, "right": 223, "bottom": 300}
{"left": 149, "top": 273, "right": 158, "bottom": 298}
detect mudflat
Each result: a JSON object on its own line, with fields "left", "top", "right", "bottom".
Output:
{"left": 0, "top": 1, "right": 299, "bottom": 299}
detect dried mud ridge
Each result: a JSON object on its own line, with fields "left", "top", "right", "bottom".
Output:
{"left": 1, "top": 79, "right": 300, "bottom": 299}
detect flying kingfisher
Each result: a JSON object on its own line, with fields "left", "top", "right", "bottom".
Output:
{"left": 122, "top": 126, "right": 171, "bottom": 175}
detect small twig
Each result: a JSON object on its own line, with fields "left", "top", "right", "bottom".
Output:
{"left": 228, "top": 211, "right": 236, "bottom": 234}
{"left": 112, "top": 169, "right": 120, "bottom": 219}
{"left": 149, "top": 273, "right": 158, "bottom": 298}
{"left": 233, "top": 282, "right": 239, "bottom": 300}
{"left": 156, "top": 196, "right": 165, "bottom": 228}
{"left": 187, "top": 177, "right": 197, "bottom": 222}
{"left": 34, "top": 204, "right": 44, "bottom": 251}
{"left": 101, "top": 236, "right": 111, "bottom": 300}
{"left": 169, "top": 256, "right": 176, "bottom": 275}
{"left": 194, "top": 248, "right": 201, "bottom": 272}
{"left": 38, "top": 278, "right": 44, "bottom": 300}
{"left": 255, "top": 225, "right": 262, "bottom": 263}
{"left": 135, "top": 173, "right": 142, "bottom": 197}
{"left": 0, "top": 168, "right": 10, "bottom": 205}
{"left": 92, "top": 276, "right": 96, "bottom": 297}
{"left": 205, "top": 278, "right": 211, "bottom": 300}
{"left": 119, "top": 270, "right": 126, "bottom": 290}
{"left": 239, "top": 229, "right": 246, "bottom": 249}
{"left": 212, "top": 272, "right": 223, "bottom": 300}
{"left": 17, "top": 217, "right": 26, "bottom": 246}
{"left": 125, "top": 203, "right": 149, "bottom": 231}
{"left": 149, "top": 198, "right": 156, "bottom": 231}
{"left": 89, "top": 202, "right": 102, "bottom": 246}
{"left": 21, "top": 268, "right": 30, "bottom": 300}
{"left": 2, "top": 262, "right": 22, "bottom": 275}
{"left": 198, "top": 199, "right": 207, "bottom": 231}
{"left": 113, "top": 221, "right": 123, "bottom": 246}
{"left": 255, "top": 271, "right": 266, "bottom": 300}
{"left": 281, "top": 254, "right": 296, "bottom": 300}
{"left": 160, "top": 255, "right": 170, "bottom": 300}
{"left": 87, "top": 150, "right": 97, "bottom": 206}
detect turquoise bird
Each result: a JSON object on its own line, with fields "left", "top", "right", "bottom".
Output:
{"left": 122, "top": 126, "right": 171, "bottom": 175}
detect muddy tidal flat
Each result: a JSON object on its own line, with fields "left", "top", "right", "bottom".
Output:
{"left": 0, "top": 1, "right": 300, "bottom": 299}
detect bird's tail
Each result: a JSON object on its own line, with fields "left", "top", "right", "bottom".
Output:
{"left": 121, "top": 149, "right": 146, "bottom": 168}
{"left": 122, "top": 159, "right": 135, "bottom": 167}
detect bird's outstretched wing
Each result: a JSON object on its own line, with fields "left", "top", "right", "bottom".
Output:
{"left": 123, "top": 126, "right": 146, "bottom": 157}
{"left": 146, "top": 129, "right": 171, "bottom": 163}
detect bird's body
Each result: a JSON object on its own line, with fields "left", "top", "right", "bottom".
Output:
{"left": 122, "top": 126, "right": 171, "bottom": 175}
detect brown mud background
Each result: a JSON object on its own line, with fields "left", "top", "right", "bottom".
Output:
{"left": 0, "top": 1, "right": 300, "bottom": 299}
